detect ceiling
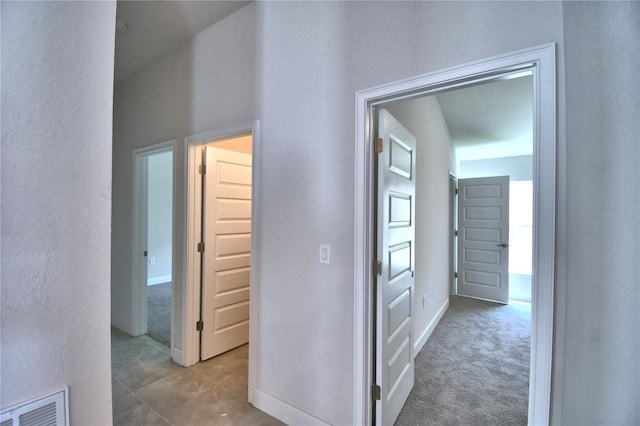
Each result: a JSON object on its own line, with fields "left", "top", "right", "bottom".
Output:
{"left": 114, "top": 1, "right": 250, "bottom": 82}
{"left": 437, "top": 75, "right": 533, "bottom": 161}
{"left": 114, "top": 2, "right": 533, "bottom": 161}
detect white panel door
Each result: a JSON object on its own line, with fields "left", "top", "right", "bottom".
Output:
{"left": 201, "top": 146, "right": 252, "bottom": 360}
{"left": 376, "top": 109, "right": 415, "bottom": 426}
{"left": 457, "top": 176, "right": 510, "bottom": 304}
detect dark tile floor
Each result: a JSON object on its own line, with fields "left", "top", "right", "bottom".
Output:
{"left": 111, "top": 328, "right": 282, "bottom": 425}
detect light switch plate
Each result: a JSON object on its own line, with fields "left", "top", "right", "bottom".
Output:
{"left": 319, "top": 244, "right": 330, "bottom": 264}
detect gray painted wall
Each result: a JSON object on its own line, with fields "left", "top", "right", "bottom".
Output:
{"left": 386, "top": 96, "right": 453, "bottom": 354}
{"left": 1, "top": 1, "right": 115, "bottom": 423}
{"left": 147, "top": 150, "right": 173, "bottom": 284}
{"left": 111, "top": 3, "right": 257, "bottom": 346}
{"left": 553, "top": 2, "right": 639, "bottom": 424}
{"left": 108, "top": 1, "right": 639, "bottom": 424}
{"left": 460, "top": 155, "right": 533, "bottom": 181}
{"left": 256, "top": 2, "right": 566, "bottom": 422}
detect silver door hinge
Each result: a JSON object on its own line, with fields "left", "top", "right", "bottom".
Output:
{"left": 372, "top": 384, "right": 381, "bottom": 401}
{"left": 199, "top": 164, "right": 206, "bottom": 175}
{"left": 197, "top": 242, "right": 205, "bottom": 253}
{"left": 374, "top": 138, "right": 383, "bottom": 154}
{"left": 196, "top": 320, "right": 203, "bottom": 331}
{"left": 374, "top": 260, "right": 382, "bottom": 276}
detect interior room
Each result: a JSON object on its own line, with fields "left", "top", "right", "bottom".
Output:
{"left": 146, "top": 148, "right": 173, "bottom": 347}
{"left": 1, "top": 2, "right": 638, "bottom": 426}
{"left": 376, "top": 74, "right": 533, "bottom": 423}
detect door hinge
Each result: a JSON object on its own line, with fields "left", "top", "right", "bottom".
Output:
{"left": 454, "top": 230, "right": 458, "bottom": 236}
{"left": 454, "top": 272, "right": 458, "bottom": 278}
{"left": 197, "top": 242, "right": 205, "bottom": 253}
{"left": 143, "top": 250, "right": 148, "bottom": 257}
{"left": 372, "top": 384, "right": 381, "bottom": 401}
{"left": 374, "top": 260, "right": 382, "bottom": 276}
{"left": 196, "top": 320, "right": 204, "bottom": 331}
{"left": 199, "top": 164, "right": 206, "bottom": 175}
{"left": 374, "top": 138, "right": 383, "bottom": 154}
{"left": 455, "top": 188, "right": 459, "bottom": 195}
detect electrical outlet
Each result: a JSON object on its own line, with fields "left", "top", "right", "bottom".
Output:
{"left": 319, "top": 244, "right": 330, "bottom": 264}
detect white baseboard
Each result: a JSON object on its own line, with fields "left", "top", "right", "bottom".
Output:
{"left": 111, "top": 314, "right": 132, "bottom": 335}
{"left": 413, "top": 297, "right": 449, "bottom": 358}
{"left": 171, "top": 346, "right": 185, "bottom": 367}
{"left": 147, "top": 275, "right": 172, "bottom": 286}
{"left": 252, "top": 389, "right": 330, "bottom": 426}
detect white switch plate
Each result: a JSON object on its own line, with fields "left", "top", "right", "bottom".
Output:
{"left": 319, "top": 244, "right": 330, "bottom": 264}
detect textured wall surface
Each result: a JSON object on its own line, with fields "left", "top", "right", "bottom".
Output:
{"left": 111, "top": 1, "right": 638, "bottom": 424}
{"left": 387, "top": 96, "right": 454, "bottom": 353}
{"left": 255, "top": 2, "right": 564, "bottom": 423}
{"left": 111, "top": 3, "right": 257, "bottom": 348}
{"left": 147, "top": 150, "right": 173, "bottom": 283}
{"left": 1, "top": 1, "right": 116, "bottom": 423}
{"left": 554, "top": 2, "right": 640, "bottom": 424}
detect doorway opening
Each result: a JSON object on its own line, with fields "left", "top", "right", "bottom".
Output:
{"left": 146, "top": 149, "right": 174, "bottom": 346}
{"left": 184, "top": 121, "right": 259, "bottom": 404}
{"left": 454, "top": 102, "right": 534, "bottom": 305}
{"left": 131, "top": 141, "right": 176, "bottom": 345}
{"left": 354, "top": 44, "right": 556, "bottom": 426}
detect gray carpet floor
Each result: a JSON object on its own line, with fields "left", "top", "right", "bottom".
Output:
{"left": 146, "top": 282, "right": 171, "bottom": 347}
{"left": 395, "top": 296, "right": 531, "bottom": 426}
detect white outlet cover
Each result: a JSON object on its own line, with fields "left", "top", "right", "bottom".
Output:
{"left": 319, "top": 244, "right": 330, "bottom": 264}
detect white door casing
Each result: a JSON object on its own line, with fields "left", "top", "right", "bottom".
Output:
{"left": 201, "top": 146, "right": 252, "bottom": 360}
{"left": 354, "top": 45, "right": 556, "bottom": 426}
{"left": 128, "top": 140, "right": 176, "bottom": 338}
{"left": 457, "top": 176, "right": 510, "bottom": 304}
{"left": 375, "top": 109, "right": 416, "bottom": 426}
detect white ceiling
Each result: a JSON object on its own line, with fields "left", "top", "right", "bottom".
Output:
{"left": 114, "top": 1, "right": 250, "bottom": 82}
{"left": 437, "top": 75, "right": 533, "bottom": 161}
{"left": 114, "top": 1, "right": 533, "bottom": 162}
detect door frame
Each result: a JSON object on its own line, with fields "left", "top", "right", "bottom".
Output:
{"left": 354, "top": 44, "right": 556, "bottom": 425}
{"left": 449, "top": 172, "right": 457, "bottom": 296}
{"left": 183, "top": 120, "right": 260, "bottom": 404}
{"left": 131, "top": 140, "right": 177, "bottom": 337}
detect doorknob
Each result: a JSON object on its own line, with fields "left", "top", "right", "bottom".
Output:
{"left": 497, "top": 243, "right": 508, "bottom": 248}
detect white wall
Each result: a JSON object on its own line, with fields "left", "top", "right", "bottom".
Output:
{"left": 0, "top": 1, "right": 115, "bottom": 423}
{"left": 459, "top": 155, "right": 533, "bottom": 181}
{"left": 255, "top": 2, "right": 565, "bottom": 423}
{"left": 386, "top": 96, "right": 453, "bottom": 354}
{"left": 111, "top": 3, "right": 257, "bottom": 347}
{"left": 147, "top": 150, "right": 173, "bottom": 284}
{"left": 112, "top": 1, "right": 639, "bottom": 424}
{"left": 553, "top": 2, "right": 640, "bottom": 424}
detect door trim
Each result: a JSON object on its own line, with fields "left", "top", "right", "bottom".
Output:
{"left": 449, "top": 172, "right": 457, "bottom": 296}
{"left": 354, "top": 44, "right": 556, "bottom": 426}
{"left": 131, "top": 140, "right": 177, "bottom": 337}
{"left": 183, "top": 120, "right": 260, "bottom": 404}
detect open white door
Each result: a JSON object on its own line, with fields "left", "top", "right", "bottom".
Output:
{"left": 201, "top": 146, "right": 252, "bottom": 360}
{"left": 457, "top": 176, "right": 510, "bottom": 304}
{"left": 375, "top": 109, "right": 415, "bottom": 425}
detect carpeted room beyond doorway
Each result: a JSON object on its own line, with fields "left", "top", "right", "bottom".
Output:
{"left": 395, "top": 295, "right": 531, "bottom": 425}
{"left": 147, "top": 282, "right": 171, "bottom": 347}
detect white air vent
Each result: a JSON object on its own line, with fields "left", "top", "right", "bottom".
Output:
{"left": 0, "top": 388, "right": 68, "bottom": 426}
